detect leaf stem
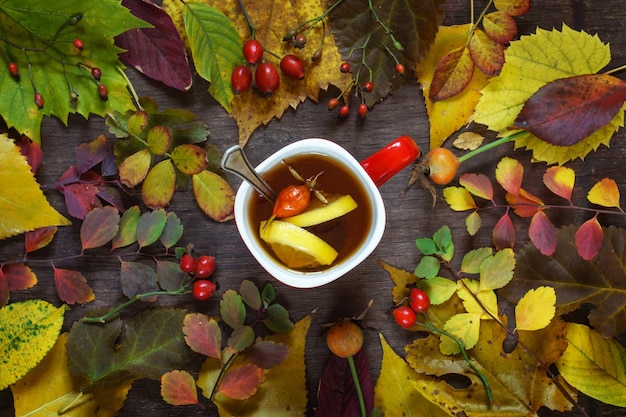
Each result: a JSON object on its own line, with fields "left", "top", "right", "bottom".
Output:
{"left": 57, "top": 391, "right": 83, "bottom": 415}
{"left": 347, "top": 354, "right": 367, "bottom": 417}
{"left": 457, "top": 131, "right": 526, "bottom": 164}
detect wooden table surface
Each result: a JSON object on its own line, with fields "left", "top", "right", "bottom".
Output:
{"left": 2, "top": 1, "right": 626, "bottom": 416}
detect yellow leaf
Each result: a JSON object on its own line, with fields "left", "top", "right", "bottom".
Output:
{"left": 474, "top": 24, "right": 622, "bottom": 164}
{"left": 453, "top": 131, "right": 484, "bottom": 150}
{"left": 457, "top": 278, "right": 498, "bottom": 320}
{"left": 443, "top": 186, "right": 477, "bottom": 211}
{"left": 0, "top": 134, "right": 70, "bottom": 240}
{"left": 142, "top": 159, "right": 176, "bottom": 209}
{"left": 0, "top": 299, "right": 65, "bottom": 390}
{"left": 417, "top": 25, "right": 490, "bottom": 149}
{"left": 375, "top": 333, "right": 450, "bottom": 417}
{"left": 557, "top": 323, "right": 626, "bottom": 407}
{"left": 119, "top": 148, "right": 152, "bottom": 188}
{"left": 441, "top": 312, "right": 482, "bottom": 354}
{"left": 11, "top": 333, "right": 133, "bottom": 416}
{"left": 378, "top": 260, "right": 419, "bottom": 305}
{"left": 587, "top": 177, "right": 621, "bottom": 209}
{"left": 514, "top": 286, "right": 556, "bottom": 331}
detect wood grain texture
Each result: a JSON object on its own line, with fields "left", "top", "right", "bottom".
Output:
{"left": 2, "top": 1, "right": 626, "bottom": 416}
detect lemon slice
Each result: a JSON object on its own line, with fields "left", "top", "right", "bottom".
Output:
{"left": 259, "top": 220, "right": 338, "bottom": 269}
{"left": 283, "top": 194, "right": 358, "bottom": 227}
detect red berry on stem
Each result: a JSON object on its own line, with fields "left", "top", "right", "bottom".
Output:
{"left": 34, "top": 93, "right": 44, "bottom": 109}
{"left": 91, "top": 67, "right": 102, "bottom": 81}
{"left": 362, "top": 81, "right": 374, "bottom": 92}
{"left": 339, "top": 62, "right": 350, "bottom": 73}
{"left": 409, "top": 287, "right": 430, "bottom": 313}
{"left": 255, "top": 62, "right": 280, "bottom": 97}
{"left": 395, "top": 63, "right": 405, "bottom": 74}
{"left": 328, "top": 98, "right": 339, "bottom": 110}
{"left": 393, "top": 306, "right": 417, "bottom": 328}
{"left": 73, "top": 38, "right": 84, "bottom": 50}
{"left": 358, "top": 103, "right": 368, "bottom": 118}
{"left": 280, "top": 54, "right": 305, "bottom": 80}
{"left": 194, "top": 255, "right": 216, "bottom": 279}
{"left": 231, "top": 65, "right": 252, "bottom": 93}
{"left": 243, "top": 39, "right": 263, "bottom": 64}
{"left": 8, "top": 62, "right": 18, "bottom": 78}
{"left": 338, "top": 105, "right": 350, "bottom": 118}
{"left": 97, "top": 84, "right": 108, "bottom": 101}
{"left": 293, "top": 34, "right": 306, "bottom": 48}
{"left": 180, "top": 253, "right": 196, "bottom": 273}
{"left": 192, "top": 279, "right": 216, "bottom": 300}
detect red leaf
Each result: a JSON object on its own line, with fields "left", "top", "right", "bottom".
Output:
{"left": 217, "top": 364, "right": 264, "bottom": 400}
{"left": 17, "top": 135, "right": 42, "bottom": 174}
{"left": 429, "top": 46, "right": 475, "bottom": 101}
{"left": 0, "top": 270, "right": 8, "bottom": 306}
{"left": 25, "top": 226, "right": 58, "bottom": 254}
{"left": 575, "top": 217, "right": 604, "bottom": 260}
{"left": 3, "top": 263, "right": 37, "bottom": 291}
{"left": 483, "top": 11, "right": 517, "bottom": 44}
{"left": 514, "top": 74, "right": 626, "bottom": 145}
{"left": 245, "top": 341, "right": 289, "bottom": 369}
{"left": 161, "top": 370, "right": 199, "bottom": 406}
{"left": 506, "top": 188, "right": 543, "bottom": 218}
{"left": 117, "top": 0, "right": 192, "bottom": 91}
{"left": 75, "top": 134, "right": 110, "bottom": 175}
{"left": 182, "top": 313, "right": 222, "bottom": 360}
{"left": 493, "top": 212, "right": 516, "bottom": 250}
{"left": 63, "top": 182, "right": 102, "bottom": 219}
{"left": 459, "top": 173, "right": 494, "bottom": 201}
{"left": 529, "top": 210, "right": 557, "bottom": 256}
{"left": 80, "top": 206, "right": 120, "bottom": 252}
{"left": 53, "top": 267, "right": 95, "bottom": 304}
{"left": 315, "top": 349, "right": 374, "bottom": 417}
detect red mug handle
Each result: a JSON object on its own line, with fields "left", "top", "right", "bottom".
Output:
{"left": 360, "top": 135, "right": 421, "bottom": 187}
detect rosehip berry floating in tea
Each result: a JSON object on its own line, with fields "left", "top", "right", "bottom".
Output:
{"left": 273, "top": 184, "right": 311, "bottom": 218}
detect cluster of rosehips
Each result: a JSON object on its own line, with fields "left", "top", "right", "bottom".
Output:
{"left": 179, "top": 253, "right": 217, "bottom": 301}
{"left": 231, "top": 39, "right": 305, "bottom": 97}
{"left": 392, "top": 287, "right": 431, "bottom": 329}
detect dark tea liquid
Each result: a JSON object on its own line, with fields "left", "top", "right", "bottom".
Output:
{"left": 248, "top": 153, "right": 373, "bottom": 271}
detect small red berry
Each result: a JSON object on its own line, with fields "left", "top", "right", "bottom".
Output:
{"left": 34, "top": 93, "right": 44, "bottom": 109}
{"left": 328, "top": 98, "right": 340, "bottom": 110}
{"left": 338, "top": 105, "right": 350, "bottom": 118}
{"left": 255, "top": 62, "right": 280, "bottom": 97}
{"left": 358, "top": 103, "right": 368, "bottom": 118}
{"left": 180, "top": 253, "right": 196, "bottom": 273}
{"left": 395, "top": 63, "right": 405, "bottom": 74}
{"left": 8, "top": 62, "right": 19, "bottom": 78}
{"left": 293, "top": 34, "right": 306, "bottom": 48}
{"left": 393, "top": 306, "right": 417, "bottom": 329}
{"left": 243, "top": 39, "right": 263, "bottom": 65}
{"left": 73, "top": 38, "right": 84, "bottom": 50}
{"left": 339, "top": 62, "right": 351, "bottom": 73}
{"left": 97, "top": 84, "right": 108, "bottom": 101}
{"left": 192, "top": 279, "right": 216, "bottom": 301}
{"left": 91, "top": 67, "right": 102, "bottom": 81}
{"left": 362, "top": 81, "right": 374, "bottom": 92}
{"left": 231, "top": 65, "right": 252, "bottom": 93}
{"left": 280, "top": 54, "right": 305, "bottom": 80}
{"left": 194, "top": 255, "right": 216, "bottom": 279}
{"left": 409, "top": 288, "right": 430, "bottom": 313}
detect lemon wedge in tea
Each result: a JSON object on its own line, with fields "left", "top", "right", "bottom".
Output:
{"left": 259, "top": 220, "right": 338, "bottom": 269}
{"left": 283, "top": 194, "right": 357, "bottom": 227}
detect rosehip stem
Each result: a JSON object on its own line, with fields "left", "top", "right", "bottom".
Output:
{"left": 347, "top": 354, "right": 367, "bottom": 417}
{"left": 457, "top": 130, "right": 526, "bottom": 164}
{"left": 237, "top": 0, "right": 256, "bottom": 39}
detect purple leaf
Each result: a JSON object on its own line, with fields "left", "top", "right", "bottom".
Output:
{"left": 315, "top": 349, "right": 373, "bottom": 417}
{"left": 117, "top": 0, "right": 192, "bottom": 91}
{"left": 75, "top": 135, "right": 110, "bottom": 175}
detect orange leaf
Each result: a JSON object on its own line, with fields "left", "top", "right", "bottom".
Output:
{"left": 53, "top": 267, "right": 95, "bottom": 305}
{"left": 483, "top": 11, "right": 517, "bottom": 44}
{"left": 459, "top": 173, "right": 494, "bottom": 201}
{"left": 183, "top": 313, "right": 222, "bottom": 360}
{"left": 495, "top": 157, "right": 523, "bottom": 196}
{"left": 469, "top": 29, "right": 504, "bottom": 76}
{"left": 514, "top": 74, "right": 626, "bottom": 145}
{"left": 529, "top": 210, "right": 557, "bottom": 256}
{"left": 217, "top": 363, "right": 264, "bottom": 400}
{"left": 543, "top": 166, "right": 575, "bottom": 203}
{"left": 588, "top": 178, "right": 621, "bottom": 209}
{"left": 575, "top": 217, "right": 604, "bottom": 260}
{"left": 3, "top": 263, "right": 37, "bottom": 291}
{"left": 494, "top": 0, "right": 530, "bottom": 16}
{"left": 161, "top": 370, "right": 199, "bottom": 406}
{"left": 493, "top": 212, "right": 516, "bottom": 250}
{"left": 429, "top": 46, "right": 475, "bottom": 101}
{"left": 506, "top": 188, "right": 543, "bottom": 217}
{"left": 24, "top": 226, "right": 58, "bottom": 254}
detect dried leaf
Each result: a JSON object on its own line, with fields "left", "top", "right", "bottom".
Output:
{"left": 459, "top": 173, "right": 494, "bottom": 201}
{"left": 80, "top": 206, "right": 120, "bottom": 252}
{"left": 192, "top": 170, "right": 235, "bottom": 222}
{"left": 161, "top": 370, "right": 200, "bottom": 406}
{"left": 515, "top": 286, "right": 556, "bottom": 331}
{"left": 378, "top": 260, "right": 419, "bottom": 305}
{"left": 529, "top": 210, "right": 558, "bottom": 256}
{"left": 587, "top": 177, "right": 621, "bottom": 209}
{"left": 429, "top": 46, "right": 475, "bottom": 101}
{"left": 575, "top": 217, "right": 604, "bottom": 261}
{"left": 543, "top": 166, "right": 575, "bottom": 203}
{"left": 514, "top": 74, "right": 626, "bottom": 145}
{"left": 492, "top": 212, "right": 516, "bottom": 250}
{"left": 53, "top": 267, "right": 95, "bottom": 305}
{"left": 469, "top": 29, "right": 504, "bottom": 76}
{"left": 453, "top": 131, "right": 484, "bottom": 150}
{"left": 245, "top": 341, "right": 289, "bottom": 369}
{"left": 483, "top": 11, "right": 517, "bottom": 44}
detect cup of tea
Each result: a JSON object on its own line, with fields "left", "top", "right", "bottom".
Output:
{"left": 226, "top": 135, "right": 420, "bottom": 288}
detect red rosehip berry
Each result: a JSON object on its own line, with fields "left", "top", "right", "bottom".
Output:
{"left": 338, "top": 105, "right": 350, "bottom": 118}
{"left": 358, "top": 103, "right": 368, "bottom": 118}
{"left": 179, "top": 253, "right": 196, "bottom": 273}
{"left": 328, "top": 97, "right": 340, "bottom": 110}
{"left": 73, "top": 38, "right": 84, "bottom": 50}
{"left": 192, "top": 279, "right": 216, "bottom": 301}
{"left": 393, "top": 306, "right": 417, "bottom": 329}
{"left": 243, "top": 39, "right": 263, "bottom": 65}
{"left": 194, "top": 255, "right": 216, "bottom": 279}
{"left": 395, "top": 63, "right": 405, "bottom": 74}
{"left": 231, "top": 65, "right": 252, "bottom": 93}
{"left": 34, "top": 93, "right": 44, "bottom": 109}
{"left": 280, "top": 54, "right": 305, "bottom": 80}
{"left": 97, "top": 84, "right": 108, "bottom": 101}
{"left": 339, "top": 62, "right": 351, "bottom": 73}
{"left": 362, "top": 81, "right": 374, "bottom": 92}
{"left": 91, "top": 67, "right": 102, "bottom": 81}
{"left": 8, "top": 62, "right": 19, "bottom": 78}
{"left": 293, "top": 34, "right": 306, "bottom": 48}
{"left": 255, "top": 62, "right": 280, "bottom": 97}
{"left": 409, "top": 288, "right": 430, "bottom": 313}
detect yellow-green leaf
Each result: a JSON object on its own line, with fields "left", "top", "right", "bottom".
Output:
{"left": 0, "top": 134, "right": 70, "bottom": 240}
{"left": 0, "top": 299, "right": 65, "bottom": 390}
{"left": 479, "top": 248, "right": 515, "bottom": 291}
{"left": 457, "top": 278, "right": 498, "bottom": 320}
{"left": 515, "top": 286, "right": 556, "bottom": 331}
{"left": 443, "top": 186, "right": 477, "bottom": 211}
{"left": 192, "top": 170, "right": 235, "bottom": 222}
{"left": 11, "top": 333, "right": 133, "bottom": 416}
{"left": 441, "top": 312, "right": 482, "bottom": 354}
{"left": 557, "top": 323, "right": 626, "bottom": 407}
{"left": 146, "top": 125, "right": 173, "bottom": 156}
{"left": 171, "top": 144, "right": 208, "bottom": 175}
{"left": 119, "top": 148, "right": 152, "bottom": 188}
{"left": 142, "top": 159, "right": 176, "bottom": 209}
{"left": 587, "top": 177, "right": 621, "bottom": 209}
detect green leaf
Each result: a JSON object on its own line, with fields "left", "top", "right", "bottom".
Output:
{"left": 220, "top": 289, "right": 246, "bottom": 330}
{"left": 0, "top": 134, "right": 71, "bottom": 239}
{"left": 0, "top": 300, "right": 66, "bottom": 390}
{"left": 147, "top": 125, "right": 173, "bottom": 155}
{"left": 155, "top": 260, "right": 184, "bottom": 292}
{"left": 80, "top": 206, "right": 120, "bottom": 252}
{"left": 557, "top": 323, "right": 626, "bottom": 407}
{"left": 160, "top": 212, "right": 184, "bottom": 250}
{"left": 120, "top": 261, "right": 159, "bottom": 299}
{"left": 417, "top": 277, "right": 457, "bottom": 305}
{"left": 67, "top": 308, "right": 193, "bottom": 386}
{"left": 142, "top": 159, "right": 176, "bottom": 210}
{"left": 183, "top": 3, "right": 241, "bottom": 112}
{"left": 240, "top": 279, "right": 262, "bottom": 310}
{"left": 171, "top": 144, "right": 208, "bottom": 175}
{"left": 227, "top": 325, "right": 255, "bottom": 353}
{"left": 414, "top": 255, "right": 440, "bottom": 279}
{"left": 261, "top": 282, "right": 276, "bottom": 307}
{"left": 433, "top": 225, "right": 453, "bottom": 250}
{"left": 111, "top": 205, "right": 140, "bottom": 251}
{"left": 192, "top": 170, "right": 235, "bottom": 222}
{"left": 0, "top": 0, "right": 145, "bottom": 142}
{"left": 136, "top": 209, "right": 167, "bottom": 249}
{"left": 415, "top": 237, "right": 437, "bottom": 255}
{"left": 263, "top": 304, "right": 295, "bottom": 334}
{"left": 479, "top": 248, "right": 515, "bottom": 291}
{"left": 461, "top": 247, "right": 493, "bottom": 274}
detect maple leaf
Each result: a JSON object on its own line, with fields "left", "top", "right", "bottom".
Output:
{"left": 0, "top": 0, "right": 146, "bottom": 143}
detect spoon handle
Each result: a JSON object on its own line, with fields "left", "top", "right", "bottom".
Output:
{"left": 221, "top": 145, "right": 277, "bottom": 203}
